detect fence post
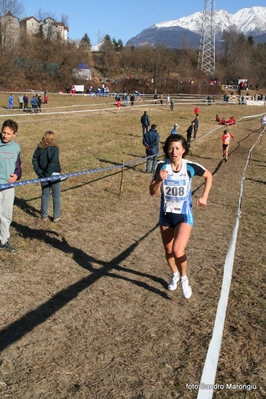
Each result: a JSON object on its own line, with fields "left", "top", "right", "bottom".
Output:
{"left": 119, "top": 159, "right": 125, "bottom": 196}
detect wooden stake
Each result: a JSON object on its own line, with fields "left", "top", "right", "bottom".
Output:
{"left": 119, "top": 160, "right": 125, "bottom": 196}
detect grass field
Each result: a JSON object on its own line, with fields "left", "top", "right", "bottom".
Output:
{"left": 0, "top": 92, "right": 265, "bottom": 398}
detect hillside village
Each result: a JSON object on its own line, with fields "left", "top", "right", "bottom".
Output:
{"left": 0, "top": 10, "right": 68, "bottom": 43}
{"left": 0, "top": 8, "right": 265, "bottom": 95}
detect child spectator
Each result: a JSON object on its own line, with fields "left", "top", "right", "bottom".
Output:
{"left": 171, "top": 123, "right": 179, "bottom": 135}
{"left": 220, "top": 117, "right": 226, "bottom": 125}
{"left": 44, "top": 91, "right": 48, "bottom": 104}
{"left": 116, "top": 98, "right": 121, "bottom": 113}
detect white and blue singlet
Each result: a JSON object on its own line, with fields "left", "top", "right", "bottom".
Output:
{"left": 155, "top": 159, "right": 206, "bottom": 228}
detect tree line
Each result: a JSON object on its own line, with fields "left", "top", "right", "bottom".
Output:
{"left": 0, "top": 0, "right": 265, "bottom": 94}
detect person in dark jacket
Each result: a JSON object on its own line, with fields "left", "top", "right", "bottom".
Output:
{"left": 142, "top": 124, "right": 160, "bottom": 173}
{"left": 36, "top": 95, "right": 42, "bottom": 113}
{"left": 23, "top": 93, "right": 29, "bottom": 110}
{"left": 170, "top": 98, "right": 174, "bottom": 111}
{"left": 186, "top": 121, "right": 194, "bottom": 149}
{"left": 193, "top": 114, "right": 199, "bottom": 139}
{"left": 32, "top": 131, "right": 62, "bottom": 222}
{"left": 140, "top": 111, "right": 150, "bottom": 136}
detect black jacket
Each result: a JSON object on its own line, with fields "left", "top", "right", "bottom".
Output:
{"left": 32, "top": 145, "right": 61, "bottom": 177}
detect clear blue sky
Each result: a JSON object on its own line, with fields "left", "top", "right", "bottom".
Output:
{"left": 23, "top": 1, "right": 266, "bottom": 45}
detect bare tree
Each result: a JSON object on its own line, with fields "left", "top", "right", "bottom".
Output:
{"left": 0, "top": 0, "right": 24, "bottom": 17}
{"left": 36, "top": 8, "right": 56, "bottom": 22}
{"left": 140, "top": 44, "right": 173, "bottom": 94}
{"left": 60, "top": 13, "right": 68, "bottom": 27}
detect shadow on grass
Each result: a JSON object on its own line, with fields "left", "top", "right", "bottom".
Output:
{"left": 97, "top": 157, "right": 147, "bottom": 169}
{"left": 245, "top": 177, "right": 266, "bottom": 185}
{"left": 0, "top": 221, "right": 169, "bottom": 352}
{"left": 251, "top": 158, "right": 266, "bottom": 166}
{"left": 14, "top": 196, "right": 41, "bottom": 218}
{"left": 14, "top": 170, "right": 124, "bottom": 206}
{"left": 14, "top": 159, "right": 150, "bottom": 209}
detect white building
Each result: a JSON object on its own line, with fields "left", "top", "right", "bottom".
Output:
{"left": 0, "top": 11, "right": 69, "bottom": 45}
{"left": 0, "top": 11, "right": 20, "bottom": 47}
{"left": 72, "top": 63, "right": 92, "bottom": 80}
{"left": 20, "top": 16, "right": 40, "bottom": 36}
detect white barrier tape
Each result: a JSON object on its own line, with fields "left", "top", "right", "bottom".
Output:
{"left": 197, "top": 112, "right": 265, "bottom": 142}
{"left": 197, "top": 130, "right": 263, "bottom": 399}
{"left": 0, "top": 102, "right": 157, "bottom": 118}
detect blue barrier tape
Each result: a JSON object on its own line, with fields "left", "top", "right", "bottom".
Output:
{"left": 0, "top": 153, "right": 162, "bottom": 190}
{"left": 2, "top": 117, "right": 263, "bottom": 191}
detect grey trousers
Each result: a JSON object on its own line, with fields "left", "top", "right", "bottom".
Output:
{"left": 0, "top": 188, "right": 15, "bottom": 245}
{"left": 41, "top": 180, "right": 61, "bottom": 218}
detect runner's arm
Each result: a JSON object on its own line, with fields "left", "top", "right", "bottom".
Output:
{"left": 196, "top": 169, "right": 212, "bottom": 206}
{"left": 149, "top": 163, "right": 167, "bottom": 196}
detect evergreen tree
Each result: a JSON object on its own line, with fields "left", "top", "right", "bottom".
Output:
{"left": 81, "top": 33, "right": 92, "bottom": 49}
{"left": 112, "top": 38, "right": 123, "bottom": 52}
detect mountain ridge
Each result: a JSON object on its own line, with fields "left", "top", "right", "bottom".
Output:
{"left": 126, "top": 6, "right": 266, "bottom": 48}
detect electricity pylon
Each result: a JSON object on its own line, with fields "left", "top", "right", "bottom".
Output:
{"left": 197, "top": 0, "right": 216, "bottom": 76}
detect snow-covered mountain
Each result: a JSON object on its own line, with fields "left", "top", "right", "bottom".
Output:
{"left": 126, "top": 6, "right": 266, "bottom": 48}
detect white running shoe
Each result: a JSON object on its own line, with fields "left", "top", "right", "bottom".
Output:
{"left": 181, "top": 277, "right": 192, "bottom": 299}
{"left": 168, "top": 273, "right": 180, "bottom": 291}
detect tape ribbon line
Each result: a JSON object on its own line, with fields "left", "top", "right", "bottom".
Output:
{"left": 0, "top": 154, "right": 160, "bottom": 190}
{"left": 197, "top": 129, "right": 263, "bottom": 399}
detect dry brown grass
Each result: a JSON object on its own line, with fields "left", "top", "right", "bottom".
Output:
{"left": 0, "top": 92, "right": 265, "bottom": 398}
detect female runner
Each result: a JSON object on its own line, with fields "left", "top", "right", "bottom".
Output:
{"left": 150, "top": 134, "right": 212, "bottom": 299}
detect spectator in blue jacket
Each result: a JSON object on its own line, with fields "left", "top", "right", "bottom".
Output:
{"left": 30, "top": 95, "right": 37, "bottom": 112}
{"left": 140, "top": 111, "right": 150, "bottom": 136}
{"left": 171, "top": 123, "right": 179, "bottom": 134}
{"left": 143, "top": 124, "right": 160, "bottom": 173}
{"left": 8, "top": 94, "right": 14, "bottom": 109}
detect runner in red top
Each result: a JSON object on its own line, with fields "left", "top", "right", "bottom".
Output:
{"left": 116, "top": 99, "right": 121, "bottom": 113}
{"left": 194, "top": 105, "right": 200, "bottom": 115}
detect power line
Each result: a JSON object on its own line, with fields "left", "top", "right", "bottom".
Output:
{"left": 105, "top": 0, "right": 182, "bottom": 42}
